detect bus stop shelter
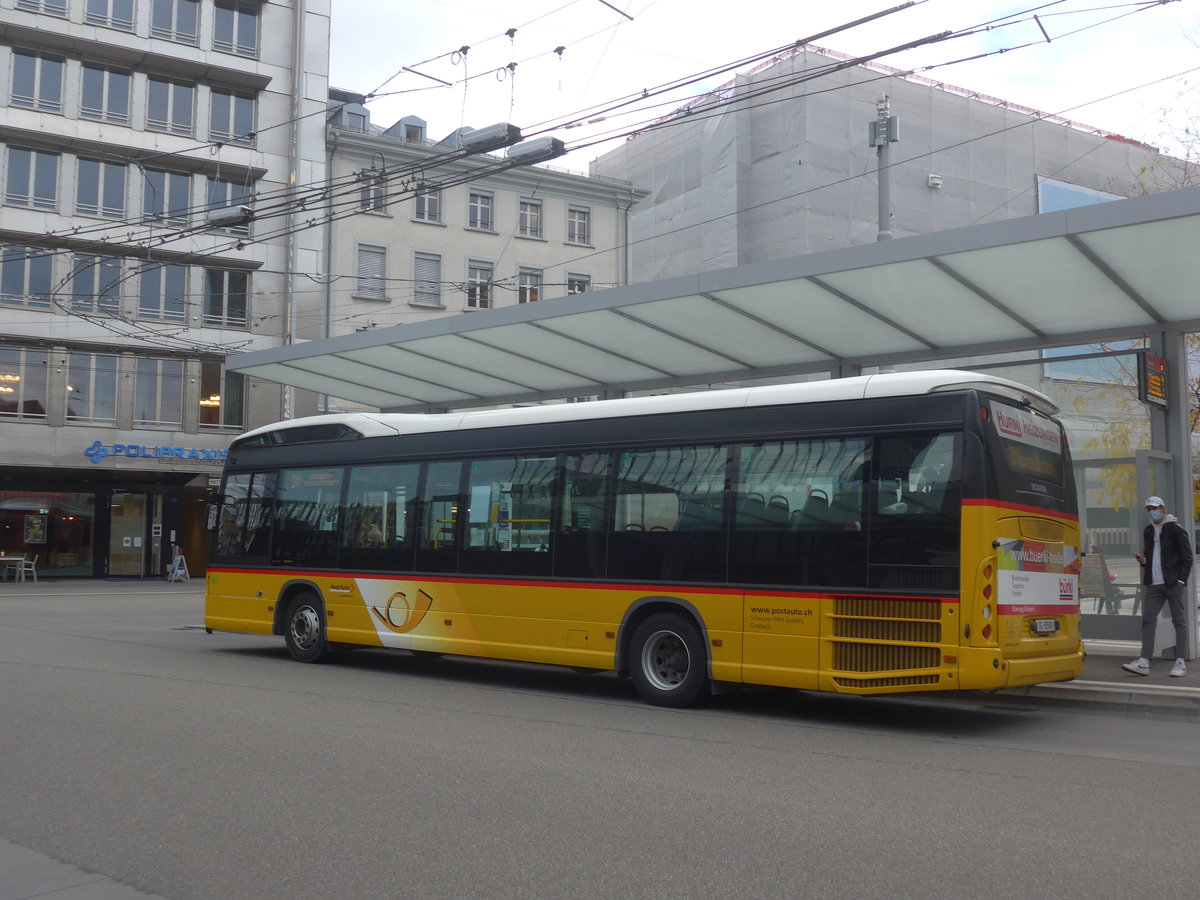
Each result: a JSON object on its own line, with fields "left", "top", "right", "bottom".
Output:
{"left": 228, "top": 184, "right": 1200, "bottom": 656}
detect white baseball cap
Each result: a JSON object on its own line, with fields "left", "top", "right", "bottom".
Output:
{"left": 1144, "top": 496, "right": 1165, "bottom": 508}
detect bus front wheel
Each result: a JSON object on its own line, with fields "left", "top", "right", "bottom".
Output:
{"left": 629, "top": 612, "right": 709, "bottom": 708}
{"left": 284, "top": 593, "right": 328, "bottom": 663}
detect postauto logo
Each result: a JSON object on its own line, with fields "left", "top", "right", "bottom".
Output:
{"left": 85, "top": 441, "right": 229, "bottom": 464}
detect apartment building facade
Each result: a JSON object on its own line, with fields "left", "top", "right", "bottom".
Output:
{"left": 0, "top": 0, "right": 329, "bottom": 577}
{"left": 322, "top": 102, "right": 647, "bottom": 411}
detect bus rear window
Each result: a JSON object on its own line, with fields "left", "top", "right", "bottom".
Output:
{"left": 988, "top": 400, "right": 1065, "bottom": 499}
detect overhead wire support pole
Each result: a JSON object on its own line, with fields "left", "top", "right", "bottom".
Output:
{"left": 869, "top": 94, "right": 899, "bottom": 241}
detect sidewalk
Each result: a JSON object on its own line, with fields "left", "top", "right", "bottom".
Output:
{"left": 0, "top": 839, "right": 164, "bottom": 899}
{"left": 998, "top": 639, "right": 1200, "bottom": 717}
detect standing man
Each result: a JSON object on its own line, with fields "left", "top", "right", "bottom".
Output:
{"left": 1123, "top": 496, "right": 1194, "bottom": 677}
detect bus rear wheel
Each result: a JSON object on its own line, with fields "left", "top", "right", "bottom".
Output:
{"left": 284, "top": 592, "right": 328, "bottom": 663}
{"left": 630, "top": 612, "right": 709, "bottom": 708}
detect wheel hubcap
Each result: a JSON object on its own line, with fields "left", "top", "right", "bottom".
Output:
{"left": 291, "top": 605, "right": 320, "bottom": 650}
{"left": 641, "top": 629, "right": 689, "bottom": 691}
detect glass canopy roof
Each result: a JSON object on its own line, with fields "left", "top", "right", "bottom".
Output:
{"left": 230, "top": 185, "right": 1200, "bottom": 412}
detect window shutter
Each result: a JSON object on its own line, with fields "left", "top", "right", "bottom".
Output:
{"left": 357, "top": 246, "right": 385, "bottom": 298}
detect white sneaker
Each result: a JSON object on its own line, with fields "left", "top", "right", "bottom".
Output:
{"left": 1122, "top": 659, "right": 1150, "bottom": 676}
{"left": 1170, "top": 661, "right": 1186, "bottom": 678}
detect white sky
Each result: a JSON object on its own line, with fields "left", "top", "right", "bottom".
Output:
{"left": 329, "top": 0, "right": 1200, "bottom": 166}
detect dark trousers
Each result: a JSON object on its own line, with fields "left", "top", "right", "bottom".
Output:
{"left": 1139, "top": 582, "right": 1189, "bottom": 660}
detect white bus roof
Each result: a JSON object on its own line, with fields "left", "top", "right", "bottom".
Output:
{"left": 238, "top": 370, "right": 1057, "bottom": 444}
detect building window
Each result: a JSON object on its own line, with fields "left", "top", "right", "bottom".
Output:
{"left": 66, "top": 352, "right": 119, "bottom": 425}
{"left": 518, "top": 267, "right": 542, "bottom": 304}
{"left": 568, "top": 206, "right": 591, "bottom": 245}
{"left": 151, "top": 0, "right": 199, "bottom": 45}
{"left": 359, "top": 171, "right": 387, "bottom": 212}
{"left": 466, "top": 261, "right": 493, "bottom": 309}
{"left": 11, "top": 50, "right": 64, "bottom": 113}
{"left": 567, "top": 273, "right": 591, "bottom": 295}
{"left": 0, "top": 246, "right": 52, "bottom": 309}
{"left": 142, "top": 169, "right": 190, "bottom": 226}
{"left": 213, "top": 1, "right": 260, "bottom": 57}
{"left": 345, "top": 112, "right": 367, "bottom": 132}
{"left": 210, "top": 88, "right": 255, "bottom": 146}
{"left": 519, "top": 199, "right": 542, "bottom": 238}
{"left": 204, "top": 268, "right": 249, "bottom": 327}
{"left": 0, "top": 347, "right": 48, "bottom": 420}
{"left": 146, "top": 77, "right": 195, "bottom": 136}
{"left": 468, "top": 192, "right": 493, "bottom": 230}
{"left": 15, "top": 0, "right": 67, "bottom": 16}
{"left": 413, "top": 252, "right": 441, "bottom": 306}
{"left": 206, "top": 177, "right": 252, "bottom": 234}
{"left": 85, "top": 0, "right": 135, "bottom": 31}
{"left": 134, "top": 357, "right": 184, "bottom": 427}
{"left": 356, "top": 245, "right": 386, "bottom": 299}
{"left": 71, "top": 255, "right": 122, "bottom": 315}
{"left": 5, "top": 148, "right": 57, "bottom": 210}
{"left": 414, "top": 184, "right": 441, "bottom": 223}
{"left": 81, "top": 64, "right": 131, "bottom": 124}
{"left": 77, "top": 159, "right": 127, "bottom": 218}
{"left": 199, "top": 361, "right": 244, "bottom": 428}
{"left": 139, "top": 262, "right": 187, "bottom": 322}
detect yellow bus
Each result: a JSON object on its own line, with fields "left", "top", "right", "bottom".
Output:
{"left": 204, "top": 370, "right": 1083, "bottom": 706}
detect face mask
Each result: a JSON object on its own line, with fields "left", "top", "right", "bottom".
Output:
{"left": 1149, "top": 509, "right": 1163, "bottom": 523}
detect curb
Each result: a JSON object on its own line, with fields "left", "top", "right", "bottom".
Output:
{"left": 992, "top": 677, "right": 1200, "bottom": 719}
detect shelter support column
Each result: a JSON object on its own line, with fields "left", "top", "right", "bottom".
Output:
{"left": 1154, "top": 330, "right": 1195, "bottom": 659}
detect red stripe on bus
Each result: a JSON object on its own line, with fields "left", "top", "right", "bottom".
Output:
{"left": 204, "top": 567, "right": 954, "bottom": 602}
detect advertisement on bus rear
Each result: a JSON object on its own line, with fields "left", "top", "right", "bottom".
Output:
{"left": 995, "top": 537, "right": 1079, "bottom": 616}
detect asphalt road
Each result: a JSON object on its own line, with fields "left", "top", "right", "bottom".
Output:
{"left": 3, "top": 582, "right": 1200, "bottom": 899}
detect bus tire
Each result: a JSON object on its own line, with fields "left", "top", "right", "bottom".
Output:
{"left": 284, "top": 592, "right": 328, "bottom": 663}
{"left": 629, "top": 612, "right": 709, "bottom": 708}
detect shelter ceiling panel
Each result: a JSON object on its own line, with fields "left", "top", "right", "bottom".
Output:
{"left": 349, "top": 345, "right": 532, "bottom": 397}
{"left": 536, "top": 310, "right": 746, "bottom": 376}
{"left": 818, "top": 258, "right": 1037, "bottom": 345}
{"left": 620, "top": 294, "right": 832, "bottom": 367}
{"left": 940, "top": 238, "right": 1151, "bottom": 332}
{"left": 712, "top": 279, "right": 929, "bottom": 358}
{"left": 406, "top": 335, "right": 599, "bottom": 393}
{"left": 299, "top": 354, "right": 480, "bottom": 405}
{"left": 1077, "top": 216, "right": 1200, "bottom": 321}
{"left": 465, "top": 322, "right": 666, "bottom": 382}
{"left": 243, "top": 363, "right": 423, "bottom": 408}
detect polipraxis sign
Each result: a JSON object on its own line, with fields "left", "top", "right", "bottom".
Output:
{"left": 84, "top": 441, "right": 228, "bottom": 465}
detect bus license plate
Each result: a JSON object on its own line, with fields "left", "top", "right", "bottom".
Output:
{"left": 1032, "top": 618, "right": 1059, "bottom": 635}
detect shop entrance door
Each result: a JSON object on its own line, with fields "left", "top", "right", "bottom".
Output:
{"left": 108, "top": 491, "right": 147, "bottom": 576}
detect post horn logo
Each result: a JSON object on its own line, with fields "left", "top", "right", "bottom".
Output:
{"left": 370, "top": 588, "right": 434, "bottom": 634}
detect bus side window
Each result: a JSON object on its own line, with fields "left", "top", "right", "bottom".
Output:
{"left": 213, "top": 471, "right": 277, "bottom": 561}
{"left": 869, "top": 432, "right": 961, "bottom": 590}
{"left": 732, "top": 438, "right": 869, "bottom": 588}
{"left": 214, "top": 473, "right": 251, "bottom": 560}
{"left": 460, "top": 456, "right": 555, "bottom": 576}
{"left": 554, "top": 452, "right": 610, "bottom": 580}
{"left": 272, "top": 468, "right": 343, "bottom": 568}
{"left": 416, "top": 461, "right": 463, "bottom": 573}
{"left": 609, "top": 445, "right": 727, "bottom": 583}
{"left": 341, "top": 462, "right": 419, "bottom": 572}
